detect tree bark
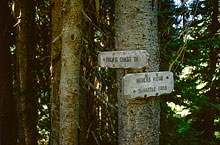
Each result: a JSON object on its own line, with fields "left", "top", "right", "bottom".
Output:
{"left": 50, "top": 0, "right": 62, "bottom": 144}
{"left": 59, "top": 0, "right": 83, "bottom": 144}
{"left": 115, "top": 0, "right": 160, "bottom": 144}
{"left": 15, "top": 0, "right": 38, "bottom": 144}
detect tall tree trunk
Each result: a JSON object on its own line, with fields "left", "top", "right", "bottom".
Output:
{"left": 115, "top": 0, "right": 160, "bottom": 144}
{"left": 59, "top": 0, "right": 83, "bottom": 144}
{"left": 50, "top": 0, "right": 62, "bottom": 144}
{"left": 203, "top": 0, "right": 219, "bottom": 141}
{"left": 0, "top": 1, "right": 17, "bottom": 144}
{"left": 15, "top": 0, "right": 38, "bottom": 144}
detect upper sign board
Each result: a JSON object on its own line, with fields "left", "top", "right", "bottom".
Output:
{"left": 122, "top": 71, "right": 174, "bottom": 99}
{"left": 98, "top": 50, "right": 149, "bottom": 68}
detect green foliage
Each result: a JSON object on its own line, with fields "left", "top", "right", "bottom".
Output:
{"left": 159, "top": 0, "right": 220, "bottom": 144}
{"left": 3, "top": 0, "right": 219, "bottom": 144}
{"left": 34, "top": 0, "right": 51, "bottom": 143}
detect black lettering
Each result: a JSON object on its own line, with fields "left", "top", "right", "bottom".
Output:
{"left": 158, "top": 86, "right": 167, "bottom": 91}
{"left": 136, "top": 77, "right": 151, "bottom": 83}
{"left": 120, "top": 57, "right": 132, "bottom": 62}
{"left": 134, "top": 56, "right": 139, "bottom": 62}
{"left": 138, "top": 87, "right": 156, "bottom": 93}
{"left": 115, "top": 57, "right": 118, "bottom": 62}
{"left": 153, "top": 76, "right": 163, "bottom": 81}
{"left": 106, "top": 57, "right": 118, "bottom": 62}
{"left": 106, "top": 57, "right": 113, "bottom": 62}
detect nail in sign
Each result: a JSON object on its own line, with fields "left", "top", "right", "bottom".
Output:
{"left": 98, "top": 50, "right": 149, "bottom": 68}
{"left": 122, "top": 71, "right": 174, "bottom": 99}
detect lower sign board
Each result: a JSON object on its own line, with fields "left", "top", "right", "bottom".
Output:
{"left": 122, "top": 71, "right": 174, "bottom": 99}
{"left": 98, "top": 50, "right": 149, "bottom": 68}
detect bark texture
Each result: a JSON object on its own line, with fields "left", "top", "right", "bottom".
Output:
{"left": 59, "top": 0, "right": 83, "bottom": 144}
{"left": 15, "top": 0, "right": 38, "bottom": 145}
{"left": 115, "top": 0, "right": 160, "bottom": 144}
{"left": 50, "top": 0, "right": 62, "bottom": 144}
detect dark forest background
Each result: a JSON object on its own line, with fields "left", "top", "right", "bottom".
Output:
{"left": 1, "top": 0, "right": 219, "bottom": 144}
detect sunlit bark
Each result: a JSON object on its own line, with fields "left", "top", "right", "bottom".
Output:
{"left": 59, "top": 0, "right": 83, "bottom": 144}
{"left": 115, "top": 0, "right": 160, "bottom": 144}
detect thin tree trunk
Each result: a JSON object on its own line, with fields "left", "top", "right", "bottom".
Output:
{"left": 59, "top": 0, "right": 83, "bottom": 144}
{"left": 203, "top": 0, "right": 219, "bottom": 141}
{"left": 15, "top": 0, "right": 38, "bottom": 144}
{"left": 0, "top": 1, "right": 17, "bottom": 144}
{"left": 115, "top": 0, "right": 160, "bottom": 144}
{"left": 50, "top": 0, "right": 62, "bottom": 144}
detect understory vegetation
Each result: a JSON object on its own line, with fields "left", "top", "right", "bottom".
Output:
{"left": 1, "top": 0, "right": 219, "bottom": 144}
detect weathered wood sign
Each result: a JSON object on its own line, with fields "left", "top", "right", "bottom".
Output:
{"left": 122, "top": 71, "right": 174, "bottom": 99}
{"left": 98, "top": 50, "right": 149, "bottom": 68}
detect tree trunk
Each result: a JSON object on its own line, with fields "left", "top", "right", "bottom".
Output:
{"left": 0, "top": 1, "right": 17, "bottom": 144}
{"left": 203, "top": 0, "right": 219, "bottom": 141}
{"left": 115, "top": 0, "right": 160, "bottom": 144}
{"left": 15, "top": 0, "right": 38, "bottom": 144}
{"left": 59, "top": 0, "right": 83, "bottom": 144}
{"left": 50, "top": 0, "right": 62, "bottom": 144}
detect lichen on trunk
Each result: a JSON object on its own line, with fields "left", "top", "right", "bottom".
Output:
{"left": 115, "top": 0, "right": 160, "bottom": 144}
{"left": 59, "top": 0, "right": 83, "bottom": 144}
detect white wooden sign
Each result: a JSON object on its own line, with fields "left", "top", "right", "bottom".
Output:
{"left": 98, "top": 50, "right": 149, "bottom": 68}
{"left": 122, "top": 71, "right": 174, "bottom": 99}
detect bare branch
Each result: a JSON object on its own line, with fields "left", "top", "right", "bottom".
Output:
{"left": 82, "top": 76, "right": 118, "bottom": 111}
{"left": 91, "top": 130, "right": 100, "bottom": 145}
